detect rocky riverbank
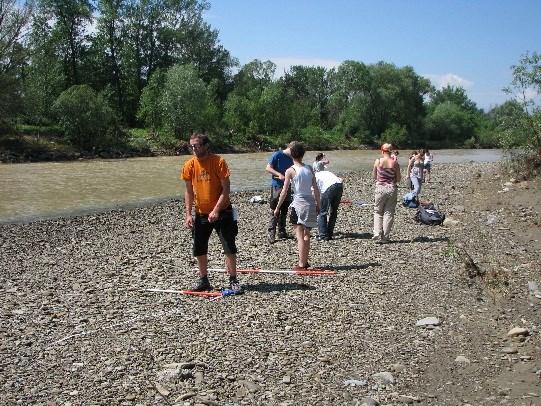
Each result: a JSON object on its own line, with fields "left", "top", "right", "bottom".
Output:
{"left": 1, "top": 163, "right": 540, "bottom": 405}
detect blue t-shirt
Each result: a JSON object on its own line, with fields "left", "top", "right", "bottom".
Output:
{"left": 268, "top": 150, "right": 293, "bottom": 187}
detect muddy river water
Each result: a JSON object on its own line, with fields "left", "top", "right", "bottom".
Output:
{"left": 0, "top": 149, "right": 503, "bottom": 223}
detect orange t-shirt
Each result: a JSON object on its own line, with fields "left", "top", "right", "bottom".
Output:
{"left": 181, "top": 153, "right": 230, "bottom": 214}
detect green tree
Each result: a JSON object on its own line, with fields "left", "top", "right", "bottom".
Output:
{"left": 161, "top": 63, "right": 208, "bottom": 139}
{"left": 53, "top": 85, "right": 120, "bottom": 149}
{"left": 502, "top": 51, "right": 541, "bottom": 152}
{"left": 425, "top": 85, "right": 483, "bottom": 147}
{"left": 92, "top": 0, "right": 126, "bottom": 117}
{"left": 428, "top": 85, "right": 479, "bottom": 114}
{"left": 137, "top": 68, "right": 166, "bottom": 131}
{"left": 36, "top": 0, "right": 93, "bottom": 86}
{"left": 223, "top": 59, "right": 276, "bottom": 141}
{"left": 425, "top": 101, "right": 476, "bottom": 147}
{"left": 0, "top": 0, "right": 33, "bottom": 130}
{"left": 121, "top": 0, "right": 234, "bottom": 125}
{"left": 283, "top": 65, "right": 330, "bottom": 129}
{"left": 327, "top": 60, "right": 371, "bottom": 141}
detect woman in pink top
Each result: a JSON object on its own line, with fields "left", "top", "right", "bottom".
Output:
{"left": 372, "top": 143, "right": 401, "bottom": 243}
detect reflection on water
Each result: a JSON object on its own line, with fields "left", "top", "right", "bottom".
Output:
{"left": 0, "top": 149, "right": 503, "bottom": 223}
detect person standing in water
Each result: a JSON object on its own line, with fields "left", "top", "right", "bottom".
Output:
{"left": 274, "top": 141, "right": 321, "bottom": 269}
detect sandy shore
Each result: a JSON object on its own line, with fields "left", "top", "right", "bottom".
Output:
{"left": 1, "top": 163, "right": 540, "bottom": 405}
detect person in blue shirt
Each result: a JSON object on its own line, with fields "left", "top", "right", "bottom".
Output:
{"left": 265, "top": 144, "right": 293, "bottom": 243}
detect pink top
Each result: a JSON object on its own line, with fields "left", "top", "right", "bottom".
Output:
{"left": 376, "top": 166, "right": 396, "bottom": 185}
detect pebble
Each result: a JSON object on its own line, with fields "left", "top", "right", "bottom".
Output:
{"left": 360, "top": 397, "right": 380, "bottom": 406}
{"left": 455, "top": 356, "right": 471, "bottom": 364}
{"left": 507, "top": 327, "right": 529, "bottom": 337}
{"left": 343, "top": 379, "right": 367, "bottom": 387}
{"left": 416, "top": 317, "right": 440, "bottom": 327}
{"left": 372, "top": 371, "right": 395, "bottom": 385}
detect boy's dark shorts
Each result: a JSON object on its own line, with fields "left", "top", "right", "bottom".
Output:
{"left": 192, "top": 207, "right": 238, "bottom": 257}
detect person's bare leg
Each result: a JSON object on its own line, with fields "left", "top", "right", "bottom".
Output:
{"left": 301, "top": 227, "right": 311, "bottom": 267}
{"left": 294, "top": 225, "right": 304, "bottom": 267}
{"left": 225, "top": 253, "right": 237, "bottom": 277}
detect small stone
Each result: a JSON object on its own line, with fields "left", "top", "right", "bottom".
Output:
{"left": 443, "top": 217, "right": 460, "bottom": 227}
{"left": 501, "top": 347, "right": 518, "bottom": 354}
{"left": 507, "top": 327, "right": 529, "bottom": 337}
{"left": 282, "top": 375, "right": 291, "bottom": 384}
{"left": 176, "top": 392, "right": 196, "bottom": 401}
{"left": 372, "top": 371, "right": 395, "bottom": 385}
{"left": 416, "top": 317, "right": 440, "bottom": 327}
{"left": 239, "top": 380, "right": 261, "bottom": 393}
{"left": 154, "top": 383, "right": 169, "bottom": 397}
{"left": 125, "top": 393, "right": 136, "bottom": 401}
{"left": 343, "top": 379, "right": 367, "bottom": 387}
{"left": 360, "top": 397, "right": 380, "bottom": 406}
{"left": 397, "top": 395, "right": 419, "bottom": 404}
{"left": 194, "top": 371, "right": 204, "bottom": 386}
{"left": 455, "top": 355, "right": 470, "bottom": 363}
{"left": 528, "top": 281, "right": 539, "bottom": 293}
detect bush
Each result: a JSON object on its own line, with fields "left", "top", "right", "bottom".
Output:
{"left": 502, "top": 149, "right": 541, "bottom": 180}
{"left": 53, "top": 85, "right": 121, "bottom": 150}
{"left": 379, "top": 124, "right": 408, "bottom": 147}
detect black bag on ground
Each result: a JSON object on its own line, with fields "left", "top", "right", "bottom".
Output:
{"left": 415, "top": 204, "right": 445, "bottom": 225}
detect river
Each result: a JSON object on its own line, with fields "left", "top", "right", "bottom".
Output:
{"left": 0, "top": 149, "right": 503, "bottom": 223}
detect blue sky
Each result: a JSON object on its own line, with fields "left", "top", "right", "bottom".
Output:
{"left": 205, "top": 0, "right": 541, "bottom": 111}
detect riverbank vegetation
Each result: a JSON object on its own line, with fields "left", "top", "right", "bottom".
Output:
{"left": 0, "top": 0, "right": 539, "bottom": 166}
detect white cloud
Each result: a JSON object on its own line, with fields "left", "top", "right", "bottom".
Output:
{"left": 423, "top": 73, "right": 474, "bottom": 89}
{"left": 264, "top": 57, "right": 342, "bottom": 78}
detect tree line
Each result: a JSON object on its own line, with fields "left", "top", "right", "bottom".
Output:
{"left": 0, "top": 0, "right": 539, "bottom": 157}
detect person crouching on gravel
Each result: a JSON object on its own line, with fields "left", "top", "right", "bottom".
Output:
{"left": 274, "top": 141, "right": 321, "bottom": 269}
{"left": 372, "top": 143, "right": 401, "bottom": 243}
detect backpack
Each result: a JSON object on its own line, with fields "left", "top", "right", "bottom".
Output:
{"left": 415, "top": 204, "right": 445, "bottom": 225}
{"left": 402, "top": 191, "right": 419, "bottom": 208}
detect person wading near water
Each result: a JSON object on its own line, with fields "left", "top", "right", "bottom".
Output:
{"left": 372, "top": 143, "right": 401, "bottom": 243}
{"left": 315, "top": 168, "right": 343, "bottom": 241}
{"left": 265, "top": 144, "right": 293, "bottom": 244}
{"left": 274, "top": 141, "right": 321, "bottom": 269}
{"left": 181, "top": 133, "right": 242, "bottom": 293}
{"left": 313, "top": 152, "right": 330, "bottom": 172}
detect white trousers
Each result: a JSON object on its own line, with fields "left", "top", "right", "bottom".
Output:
{"left": 373, "top": 183, "right": 398, "bottom": 239}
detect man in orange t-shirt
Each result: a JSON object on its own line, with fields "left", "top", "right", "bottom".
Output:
{"left": 181, "top": 133, "right": 242, "bottom": 293}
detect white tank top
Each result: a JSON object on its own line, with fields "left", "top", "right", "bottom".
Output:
{"left": 291, "top": 164, "right": 314, "bottom": 198}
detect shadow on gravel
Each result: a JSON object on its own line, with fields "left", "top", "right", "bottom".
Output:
{"left": 331, "top": 262, "right": 381, "bottom": 271}
{"left": 411, "top": 236, "right": 449, "bottom": 243}
{"left": 244, "top": 282, "right": 316, "bottom": 293}
{"left": 333, "top": 232, "right": 373, "bottom": 240}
